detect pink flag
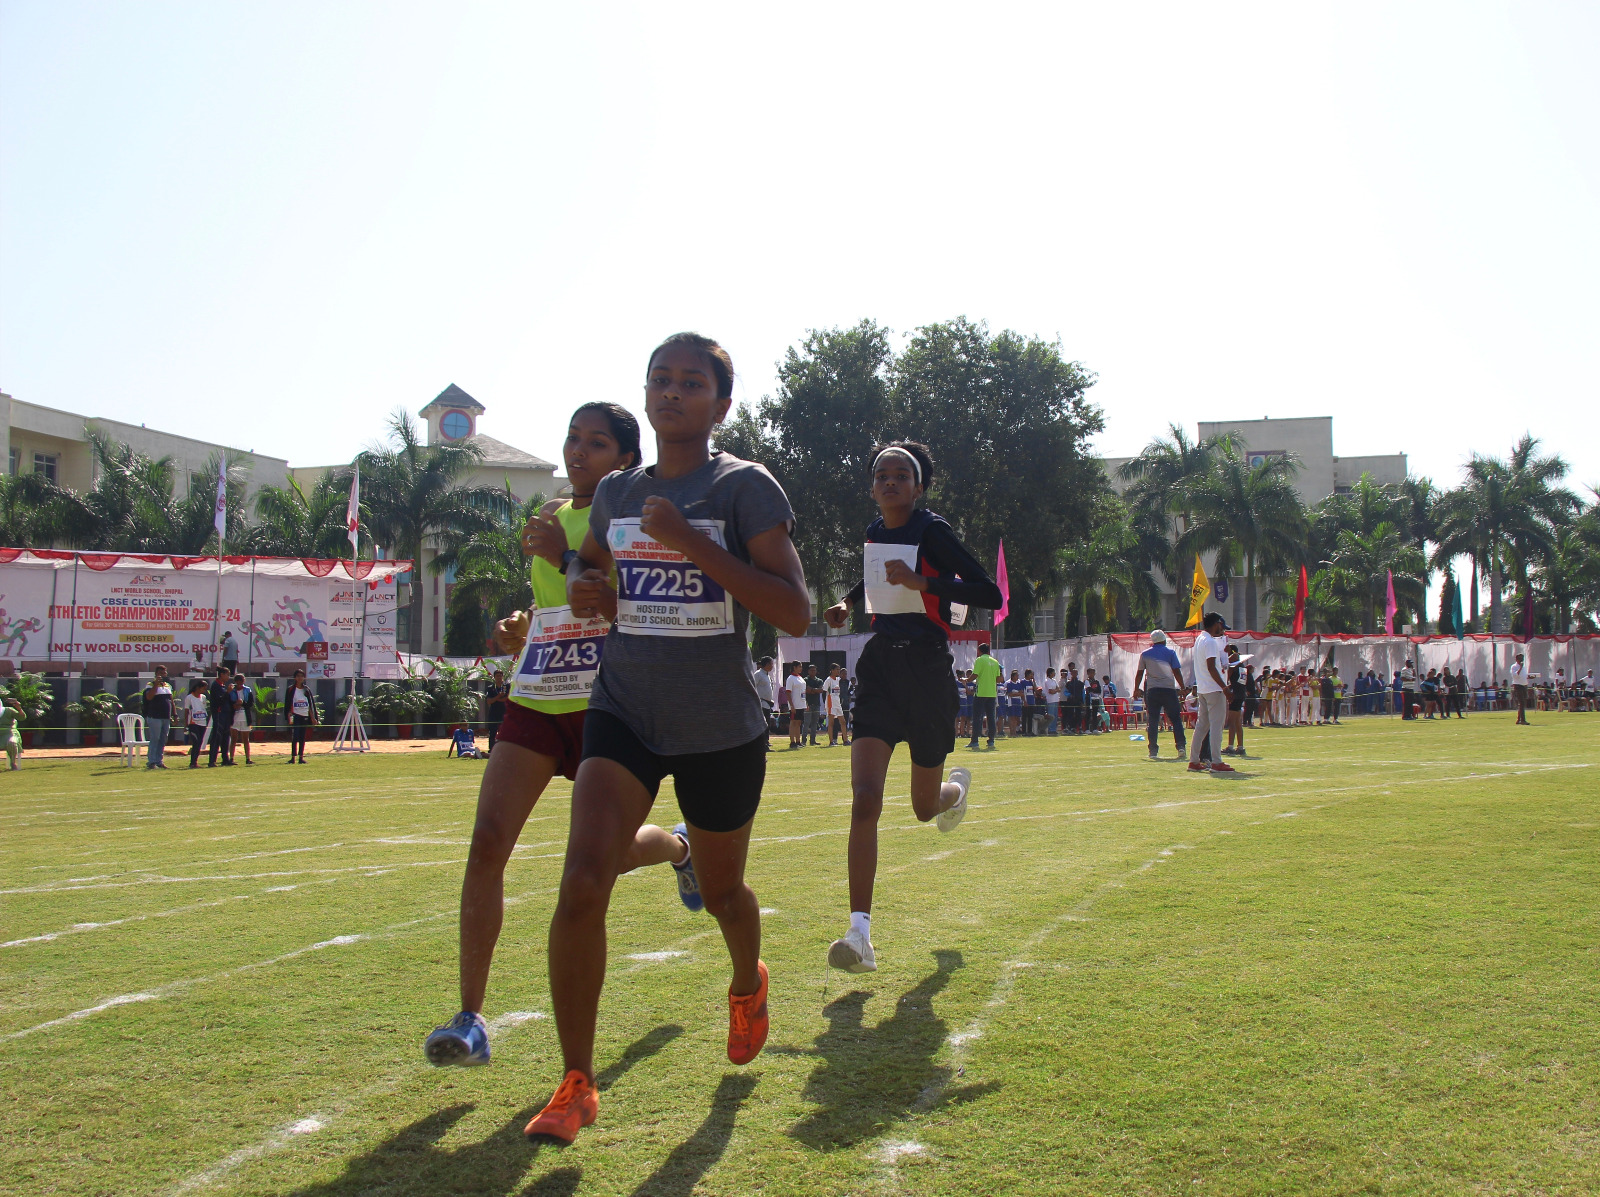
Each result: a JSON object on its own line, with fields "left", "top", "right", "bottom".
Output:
{"left": 1384, "top": 570, "right": 1397, "bottom": 635}
{"left": 993, "top": 539, "right": 1011, "bottom": 627}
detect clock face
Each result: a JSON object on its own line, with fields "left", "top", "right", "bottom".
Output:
{"left": 440, "top": 410, "right": 471, "bottom": 440}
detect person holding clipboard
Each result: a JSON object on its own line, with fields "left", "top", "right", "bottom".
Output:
{"left": 821, "top": 441, "right": 1004, "bottom": 975}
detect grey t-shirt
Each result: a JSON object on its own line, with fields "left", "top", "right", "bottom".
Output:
{"left": 588, "top": 451, "right": 794, "bottom": 755}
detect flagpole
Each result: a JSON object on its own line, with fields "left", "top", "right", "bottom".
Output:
{"left": 211, "top": 456, "right": 226, "bottom": 669}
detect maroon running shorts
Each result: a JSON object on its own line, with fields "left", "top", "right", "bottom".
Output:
{"left": 496, "top": 703, "right": 587, "bottom": 780}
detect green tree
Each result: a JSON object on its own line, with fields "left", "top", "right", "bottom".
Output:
{"left": 1462, "top": 437, "right": 1576, "bottom": 633}
{"left": 0, "top": 471, "right": 80, "bottom": 548}
{"left": 889, "top": 318, "right": 1104, "bottom": 640}
{"left": 1323, "top": 521, "right": 1427, "bottom": 633}
{"left": 715, "top": 320, "right": 894, "bottom": 612}
{"left": 1174, "top": 439, "right": 1307, "bottom": 631}
{"left": 1116, "top": 423, "right": 1225, "bottom": 589}
{"left": 359, "top": 411, "right": 506, "bottom": 654}
{"left": 442, "top": 486, "right": 545, "bottom": 656}
{"left": 238, "top": 470, "right": 358, "bottom": 559}
{"left": 1053, "top": 491, "right": 1163, "bottom": 634}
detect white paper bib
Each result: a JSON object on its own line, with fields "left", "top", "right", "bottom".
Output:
{"left": 608, "top": 518, "right": 734, "bottom": 637}
{"left": 512, "top": 604, "right": 609, "bottom": 700}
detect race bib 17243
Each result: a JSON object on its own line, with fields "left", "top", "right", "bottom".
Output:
{"left": 608, "top": 518, "right": 734, "bottom": 637}
{"left": 511, "top": 604, "right": 608, "bottom": 700}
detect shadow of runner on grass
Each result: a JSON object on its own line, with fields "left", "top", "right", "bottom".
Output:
{"left": 625, "top": 1073, "right": 757, "bottom": 1197}
{"left": 281, "top": 1103, "right": 579, "bottom": 1197}
{"left": 778, "top": 949, "right": 998, "bottom": 1150}
{"left": 278, "top": 1024, "right": 683, "bottom": 1197}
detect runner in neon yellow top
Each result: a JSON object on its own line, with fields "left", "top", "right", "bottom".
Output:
{"left": 424, "top": 403, "right": 695, "bottom": 1069}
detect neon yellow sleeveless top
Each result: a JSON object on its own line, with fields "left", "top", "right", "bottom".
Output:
{"left": 509, "top": 501, "right": 599, "bottom": 715}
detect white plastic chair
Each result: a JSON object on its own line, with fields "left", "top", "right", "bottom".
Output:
{"left": 117, "top": 713, "right": 147, "bottom": 766}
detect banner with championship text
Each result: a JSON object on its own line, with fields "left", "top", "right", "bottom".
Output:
{"left": 0, "top": 551, "right": 408, "bottom": 677}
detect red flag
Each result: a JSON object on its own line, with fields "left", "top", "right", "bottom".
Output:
{"left": 1291, "top": 565, "right": 1308, "bottom": 635}
{"left": 993, "top": 539, "right": 1011, "bottom": 628}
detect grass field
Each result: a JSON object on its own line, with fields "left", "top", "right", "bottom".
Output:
{"left": 3, "top": 713, "right": 1598, "bottom": 1196}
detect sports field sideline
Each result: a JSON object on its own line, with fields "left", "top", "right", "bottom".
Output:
{"left": 3, "top": 715, "right": 1596, "bottom": 1196}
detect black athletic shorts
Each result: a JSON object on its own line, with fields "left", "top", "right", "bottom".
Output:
{"left": 849, "top": 635, "right": 958, "bottom": 769}
{"left": 580, "top": 708, "right": 766, "bottom": 834}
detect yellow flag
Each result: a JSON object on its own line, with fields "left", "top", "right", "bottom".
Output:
{"left": 1185, "top": 554, "right": 1210, "bottom": 627}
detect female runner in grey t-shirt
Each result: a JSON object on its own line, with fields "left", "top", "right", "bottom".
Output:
{"left": 525, "top": 332, "right": 812, "bottom": 1146}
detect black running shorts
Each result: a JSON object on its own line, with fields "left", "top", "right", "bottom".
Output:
{"left": 580, "top": 708, "right": 766, "bottom": 833}
{"left": 849, "top": 635, "right": 959, "bottom": 768}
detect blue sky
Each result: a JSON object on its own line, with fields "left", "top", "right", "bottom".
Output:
{"left": 3, "top": 2, "right": 1595, "bottom": 503}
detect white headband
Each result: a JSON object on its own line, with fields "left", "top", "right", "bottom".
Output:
{"left": 873, "top": 446, "right": 922, "bottom": 486}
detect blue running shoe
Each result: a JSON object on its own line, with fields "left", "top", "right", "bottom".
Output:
{"left": 670, "top": 823, "right": 704, "bottom": 913}
{"left": 424, "top": 1010, "right": 490, "bottom": 1066}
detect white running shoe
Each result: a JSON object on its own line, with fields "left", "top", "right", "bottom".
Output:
{"left": 937, "top": 767, "right": 970, "bottom": 833}
{"left": 827, "top": 928, "right": 877, "bottom": 973}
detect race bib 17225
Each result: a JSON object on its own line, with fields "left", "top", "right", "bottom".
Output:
{"left": 511, "top": 604, "right": 608, "bottom": 700}
{"left": 608, "top": 518, "right": 734, "bottom": 637}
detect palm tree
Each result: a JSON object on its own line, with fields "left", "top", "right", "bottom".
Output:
{"left": 70, "top": 433, "right": 248, "bottom": 553}
{"left": 1052, "top": 492, "right": 1163, "bottom": 633}
{"left": 1463, "top": 436, "right": 1576, "bottom": 632}
{"left": 0, "top": 471, "right": 82, "bottom": 548}
{"left": 1431, "top": 486, "right": 1488, "bottom": 630}
{"left": 1175, "top": 440, "right": 1307, "bottom": 630}
{"left": 1117, "top": 424, "right": 1221, "bottom": 549}
{"left": 1325, "top": 521, "right": 1427, "bottom": 632}
{"left": 442, "top": 485, "right": 545, "bottom": 652}
{"left": 359, "top": 410, "right": 506, "bottom": 653}
{"left": 240, "top": 470, "right": 359, "bottom": 559}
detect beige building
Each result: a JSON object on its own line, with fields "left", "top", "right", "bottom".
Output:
{"left": 295, "top": 383, "right": 559, "bottom": 655}
{"left": 1072, "top": 415, "right": 1409, "bottom": 636}
{"left": 2, "top": 391, "right": 289, "bottom": 499}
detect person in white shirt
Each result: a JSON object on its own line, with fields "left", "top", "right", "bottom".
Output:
{"left": 1508, "top": 653, "right": 1530, "bottom": 725}
{"left": 182, "top": 679, "right": 210, "bottom": 769}
{"left": 824, "top": 664, "right": 849, "bottom": 746}
{"left": 1043, "top": 667, "right": 1061, "bottom": 735}
{"left": 784, "top": 662, "right": 808, "bottom": 748}
{"left": 752, "top": 657, "right": 776, "bottom": 739}
{"left": 1188, "top": 612, "right": 1235, "bottom": 773}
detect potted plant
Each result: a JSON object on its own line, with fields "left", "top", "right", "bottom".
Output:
{"left": 0, "top": 672, "right": 53, "bottom": 748}
{"left": 418, "top": 662, "right": 487, "bottom": 738}
{"left": 252, "top": 684, "right": 283, "bottom": 741}
{"left": 368, "top": 682, "right": 422, "bottom": 739}
{"left": 65, "top": 689, "right": 122, "bottom": 748}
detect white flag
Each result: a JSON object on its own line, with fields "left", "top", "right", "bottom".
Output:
{"left": 346, "top": 464, "right": 360, "bottom": 555}
{"left": 213, "top": 455, "right": 228, "bottom": 540}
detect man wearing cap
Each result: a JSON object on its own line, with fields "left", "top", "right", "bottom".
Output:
{"left": 1188, "top": 613, "right": 1235, "bottom": 773}
{"left": 1400, "top": 659, "right": 1418, "bottom": 721}
{"left": 1508, "top": 652, "right": 1531, "bottom": 725}
{"left": 1132, "top": 629, "right": 1186, "bottom": 761}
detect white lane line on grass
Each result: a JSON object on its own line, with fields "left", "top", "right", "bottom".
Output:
{"left": 0, "top": 857, "right": 465, "bottom": 895}
{"left": 1, "top": 877, "right": 346, "bottom": 948}
{"left": 3, "top": 880, "right": 576, "bottom": 1041}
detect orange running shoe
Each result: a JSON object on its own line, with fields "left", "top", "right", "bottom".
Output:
{"left": 524, "top": 1069, "right": 598, "bottom": 1144}
{"left": 727, "top": 959, "right": 769, "bottom": 1065}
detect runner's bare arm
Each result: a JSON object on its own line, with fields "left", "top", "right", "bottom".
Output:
{"left": 521, "top": 502, "right": 571, "bottom": 569}
{"left": 565, "top": 530, "right": 618, "bottom": 621}
{"left": 639, "top": 496, "right": 810, "bottom": 635}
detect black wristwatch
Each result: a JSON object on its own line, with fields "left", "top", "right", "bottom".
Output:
{"left": 560, "top": 549, "right": 582, "bottom": 572}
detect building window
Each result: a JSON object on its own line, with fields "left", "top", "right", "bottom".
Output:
{"left": 440, "top": 410, "right": 471, "bottom": 440}
{"left": 1033, "top": 611, "right": 1056, "bottom": 640}
{"left": 34, "top": 453, "right": 58, "bottom": 482}
{"left": 396, "top": 606, "right": 411, "bottom": 646}
{"left": 7, "top": 448, "right": 16, "bottom": 476}
{"left": 432, "top": 606, "right": 439, "bottom": 643}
